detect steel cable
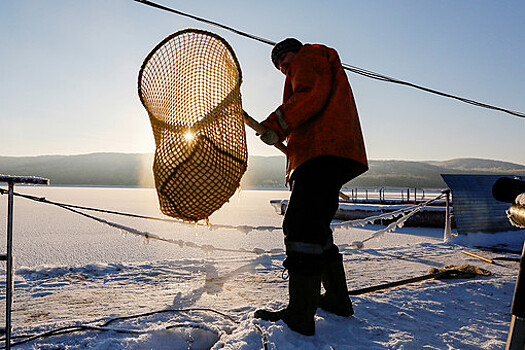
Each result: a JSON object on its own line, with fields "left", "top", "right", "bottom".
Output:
{"left": 133, "top": 0, "right": 524, "bottom": 119}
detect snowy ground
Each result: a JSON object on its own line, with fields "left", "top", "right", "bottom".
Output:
{"left": 0, "top": 187, "right": 524, "bottom": 349}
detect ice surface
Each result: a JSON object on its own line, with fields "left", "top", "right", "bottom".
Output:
{"left": 0, "top": 187, "right": 523, "bottom": 349}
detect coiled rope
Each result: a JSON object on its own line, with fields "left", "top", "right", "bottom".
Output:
{"left": 133, "top": 0, "right": 524, "bottom": 119}
{"left": 0, "top": 307, "right": 271, "bottom": 350}
{"left": 0, "top": 188, "right": 446, "bottom": 252}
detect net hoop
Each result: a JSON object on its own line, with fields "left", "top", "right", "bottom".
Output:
{"left": 138, "top": 29, "right": 248, "bottom": 221}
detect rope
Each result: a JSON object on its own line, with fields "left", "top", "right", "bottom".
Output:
{"left": 0, "top": 188, "right": 281, "bottom": 233}
{"left": 100, "top": 308, "right": 239, "bottom": 327}
{"left": 347, "top": 265, "right": 492, "bottom": 296}
{"left": 134, "top": 0, "right": 275, "bottom": 46}
{"left": 0, "top": 308, "right": 246, "bottom": 349}
{"left": 341, "top": 63, "right": 525, "bottom": 118}
{"left": 335, "top": 193, "right": 446, "bottom": 248}
{"left": 133, "top": 0, "right": 525, "bottom": 119}
{"left": 332, "top": 193, "right": 444, "bottom": 229}
{"left": 1, "top": 325, "right": 142, "bottom": 348}
{"left": 0, "top": 188, "right": 445, "bottom": 253}
{"left": 253, "top": 323, "right": 270, "bottom": 350}
{"left": 0, "top": 307, "right": 273, "bottom": 350}
{"left": 57, "top": 203, "right": 278, "bottom": 255}
{"left": 0, "top": 187, "right": 283, "bottom": 255}
{"left": 348, "top": 270, "right": 454, "bottom": 295}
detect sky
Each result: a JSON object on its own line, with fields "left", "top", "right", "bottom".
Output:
{"left": 0, "top": 0, "right": 524, "bottom": 165}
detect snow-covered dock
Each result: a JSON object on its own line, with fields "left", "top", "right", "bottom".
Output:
{"left": 270, "top": 199, "right": 451, "bottom": 228}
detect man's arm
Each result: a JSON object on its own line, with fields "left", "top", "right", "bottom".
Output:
{"left": 262, "top": 48, "right": 333, "bottom": 138}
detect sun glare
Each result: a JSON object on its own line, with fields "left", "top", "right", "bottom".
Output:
{"left": 184, "top": 130, "right": 195, "bottom": 141}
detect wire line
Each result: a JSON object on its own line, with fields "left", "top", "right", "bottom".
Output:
{"left": 133, "top": 0, "right": 524, "bottom": 119}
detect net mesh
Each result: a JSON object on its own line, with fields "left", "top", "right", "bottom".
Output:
{"left": 138, "top": 29, "right": 248, "bottom": 221}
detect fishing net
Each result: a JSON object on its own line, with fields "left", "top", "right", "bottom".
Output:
{"left": 138, "top": 29, "right": 248, "bottom": 221}
{"left": 428, "top": 264, "right": 492, "bottom": 279}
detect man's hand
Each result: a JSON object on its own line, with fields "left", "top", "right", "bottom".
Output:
{"left": 259, "top": 127, "right": 279, "bottom": 145}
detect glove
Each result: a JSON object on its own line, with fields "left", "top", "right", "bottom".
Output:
{"left": 259, "top": 127, "right": 279, "bottom": 146}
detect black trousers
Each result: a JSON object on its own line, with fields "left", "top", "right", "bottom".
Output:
{"left": 282, "top": 156, "right": 366, "bottom": 275}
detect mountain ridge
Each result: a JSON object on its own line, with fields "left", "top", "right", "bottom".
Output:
{"left": 0, "top": 153, "right": 523, "bottom": 189}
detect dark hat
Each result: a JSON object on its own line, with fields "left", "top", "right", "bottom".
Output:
{"left": 271, "top": 38, "right": 303, "bottom": 69}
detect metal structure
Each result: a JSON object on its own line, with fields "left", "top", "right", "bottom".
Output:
{"left": 443, "top": 189, "right": 453, "bottom": 241}
{"left": 492, "top": 177, "right": 525, "bottom": 350}
{"left": 0, "top": 175, "right": 49, "bottom": 349}
{"left": 441, "top": 174, "right": 524, "bottom": 235}
{"left": 506, "top": 240, "right": 525, "bottom": 350}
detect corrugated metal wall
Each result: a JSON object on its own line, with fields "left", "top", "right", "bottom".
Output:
{"left": 442, "top": 174, "right": 523, "bottom": 235}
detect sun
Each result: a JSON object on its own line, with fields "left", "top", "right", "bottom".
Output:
{"left": 184, "top": 130, "right": 195, "bottom": 142}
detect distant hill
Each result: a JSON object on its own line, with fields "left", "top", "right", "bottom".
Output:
{"left": 354, "top": 158, "right": 525, "bottom": 188}
{"left": 427, "top": 158, "right": 525, "bottom": 172}
{"left": 0, "top": 153, "right": 523, "bottom": 189}
{"left": 0, "top": 153, "right": 155, "bottom": 187}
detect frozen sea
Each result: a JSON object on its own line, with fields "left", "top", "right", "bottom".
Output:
{"left": 0, "top": 186, "right": 524, "bottom": 349}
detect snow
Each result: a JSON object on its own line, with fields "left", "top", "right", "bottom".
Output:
{"left": 451, "top": 230, "right": 525, "bottom": 249}
{"left": 516, "top": 193, "right": 525, "bottom": 206}
{"left": 0, "top": 186, "right": 524, "bottom": 349}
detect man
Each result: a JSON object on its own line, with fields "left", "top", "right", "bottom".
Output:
{"left": 254, "top": 38, "right": 368, "bottom": 336}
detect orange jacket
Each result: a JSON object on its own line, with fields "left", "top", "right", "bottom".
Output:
{"left": 261, "top": 44, "right": 368, "bottom": 180}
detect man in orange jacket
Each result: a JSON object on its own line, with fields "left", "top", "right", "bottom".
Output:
{"left": 254, "top": 38, "right": 368, "bottom": 336}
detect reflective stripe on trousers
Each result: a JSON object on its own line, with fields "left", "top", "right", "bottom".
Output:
{"left": 285, "top": 237, "right": 334, "bottom": 255}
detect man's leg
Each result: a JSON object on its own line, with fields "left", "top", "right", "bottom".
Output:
{"left": 254, "top": 156, "right": 345, "bottom": 335}
{"left": 282, "top": 157, "right": 364, "bottom": 318}
{"left": 254, "top": 271, "right": 321, "bottom": 336}
{"left": 319, "top": 245, "right": 354, "bottom": 317}
{"left": 316, "top": 157, "right": 365, "bottom": 317}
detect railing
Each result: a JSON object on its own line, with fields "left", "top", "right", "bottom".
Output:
{"left": 0, "top": 175, "right": 49, "bottom": 350}
{"left": 345, "top": 187, "right": 439, "bottom": 205}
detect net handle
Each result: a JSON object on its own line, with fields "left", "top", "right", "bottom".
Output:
{"left": 243, "top": 111, "right": 287, "bottom": 153}
{"left": 243, "top": 111, "right": 350, "bottom": 201}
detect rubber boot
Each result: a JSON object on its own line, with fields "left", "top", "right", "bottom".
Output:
{"left": 319, "top": 254, "right": 354, "bottom": 317}
{"left": 254, "top": 272, "right": 321, "bottom": 336}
